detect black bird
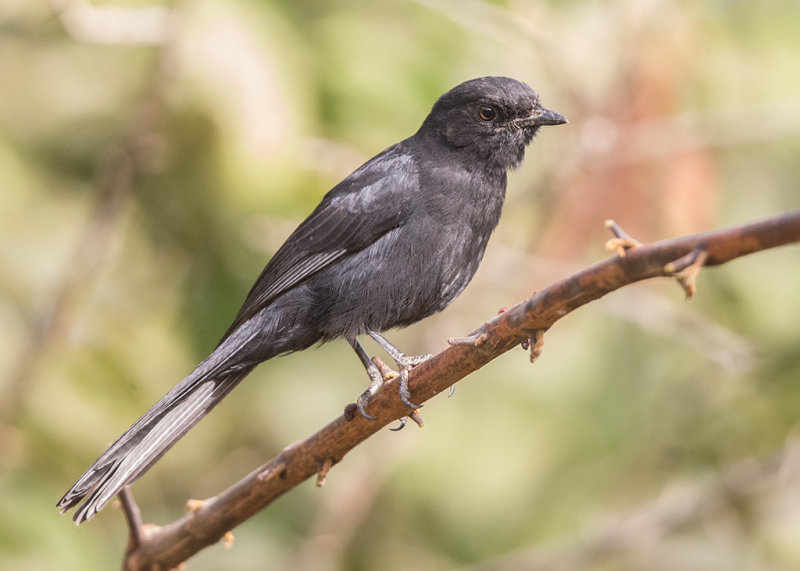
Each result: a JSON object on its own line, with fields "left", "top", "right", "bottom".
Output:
{"left": 58, "top": 76, "right": 567, "bottom": 523}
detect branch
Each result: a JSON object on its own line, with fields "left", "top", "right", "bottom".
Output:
{"left": 122, "top": 209, "right": 800, "bottom": 570}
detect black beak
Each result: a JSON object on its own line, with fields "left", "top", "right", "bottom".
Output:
{"left": 529, "top": 107, "right": 568, "bottom": 126}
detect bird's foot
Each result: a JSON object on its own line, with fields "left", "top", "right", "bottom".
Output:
{"left": 350, "top": 334, "right": 432, "bottom": 421}
{"left": 355, "top": 363, "right": 385, "bottom": 420}
{"left": 381, "top": 355, "right": 429, "bottom": 410}
{"left": 353, "top": 355, "right": 428, "bottom": 421}
{"left": 366, "top": 330, "right": 430, "bottom": 410}
{"left": 397, "top": 367, "right": 422, "bottom": 409}
{"left": 375, "top": 357, "right": 426, "bottom": 428}
{"left": 394, "top": 351, "right": 433, "bottom": 369}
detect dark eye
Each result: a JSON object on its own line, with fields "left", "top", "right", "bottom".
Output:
{"left": 478, "top": 104, "right": 496, "bottom": 121}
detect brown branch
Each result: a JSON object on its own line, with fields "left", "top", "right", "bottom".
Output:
{"left": 119, "top": 487, "right": 144, "bottom": 550}
{"left": 122, "top": 209, "right": 800, "bottom": 570}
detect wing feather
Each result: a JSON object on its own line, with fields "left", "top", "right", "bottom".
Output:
{"left": 221, "top": 145, "right": 416, "bottom": 339}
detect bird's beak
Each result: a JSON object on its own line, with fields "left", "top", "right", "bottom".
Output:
{"left": 527, "top": 107, "right": 568, "bottom": 126}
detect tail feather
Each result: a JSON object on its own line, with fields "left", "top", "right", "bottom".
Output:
{"left": 57, "top": 367, "right": 252, "bottom": 523}
{"left": 58, "top": 317, "right": 268, "bottom": 522}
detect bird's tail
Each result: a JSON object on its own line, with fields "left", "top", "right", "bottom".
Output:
{"left": 57, "top": 363, "right": 254, "bottom": 524}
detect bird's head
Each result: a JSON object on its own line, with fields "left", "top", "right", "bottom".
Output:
{"left": 419, "top": 76, "right": 567, "bottom": 173}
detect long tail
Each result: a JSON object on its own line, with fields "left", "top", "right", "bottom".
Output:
{"left": 57, "top": 366, "right": 253, "bottom": 523}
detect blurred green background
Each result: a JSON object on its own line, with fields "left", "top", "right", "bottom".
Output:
{"left": 2, "top": 1, "right": 800, "bottom": 569}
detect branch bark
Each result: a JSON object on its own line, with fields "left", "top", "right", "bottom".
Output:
{"left": 122, "top": 209, "right": 800, "bottom": 570}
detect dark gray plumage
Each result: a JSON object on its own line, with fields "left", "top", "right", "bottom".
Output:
{"left": 58, "top": 76, "right": 567, "bottom": 523}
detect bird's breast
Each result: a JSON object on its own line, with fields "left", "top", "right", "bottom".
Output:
{"left": 310, "top": 166, "right": 507, "bottom": 338}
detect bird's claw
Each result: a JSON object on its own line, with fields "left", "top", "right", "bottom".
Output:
{"left": 390, "top": 408, "right": 424, "bottom": 431}
{"left": 398, "top": 367, "right": 422, "bottom": 410}
{"left": 355, "top": 364, "right": 384, "bottom": 420}
{"left": 356, "top": 394, "right": 378, "bottom": 421}
{"left": 351, "top": 333, "right": 431, "bottom": 421}
{"left": 390, "top": 417, "right": 408, "bottom": 431}
{"left": 353, "top": 359, "right": 423, "bottom": 420}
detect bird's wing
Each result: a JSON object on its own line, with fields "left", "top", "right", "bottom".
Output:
{"left": 221, "top": 145, "right": 416, "bottom": 340}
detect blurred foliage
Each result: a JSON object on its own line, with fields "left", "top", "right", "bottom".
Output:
{"left": 1, "top": 0, "right": 800, "bottom": 569}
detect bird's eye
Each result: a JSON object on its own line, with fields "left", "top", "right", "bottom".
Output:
{"left": 478, "top": 105, "right": 496, "bottom": 121}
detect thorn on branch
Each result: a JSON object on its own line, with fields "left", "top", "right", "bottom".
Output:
{"left": 223, "top": 531, "right": 235, "bottom": 549}
{"left": 119, "top": 486, "right": 145, "bottom": 550}
{"left": 664, "top": 247, "right": 709, "bottom": 299}
{"left": 448, "top": 332, "right": 489, "bottom": 347}
{"left": 522, "top": 330, "right": 545, "bottom": 363}
{"left": 605, "top": 219, "right": 642, "bottom": 257}
{"left": 258, "top": 460, "right": 287, "bottom": 481}
{"left": 372, "top": 356, "right": 398, "bottom": 381}
{"left": 316, "top": 457, "right": 334, "bottom": 487}
{"left": 186, "top": 498, "right": 205, "bottom": 513}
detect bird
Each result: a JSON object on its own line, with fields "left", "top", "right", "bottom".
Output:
{"left": 58, "top": 76, "right": 567, "bottom": 523}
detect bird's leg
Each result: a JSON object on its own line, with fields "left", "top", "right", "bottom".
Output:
{"left": 350, "top": 339, "right": 382, "bottom": 420}
{"left": 369, "top": 330, "right": 432, "bottom": 368}
{"left": 368, "top": 331, "right": 430, "bottom": 410}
